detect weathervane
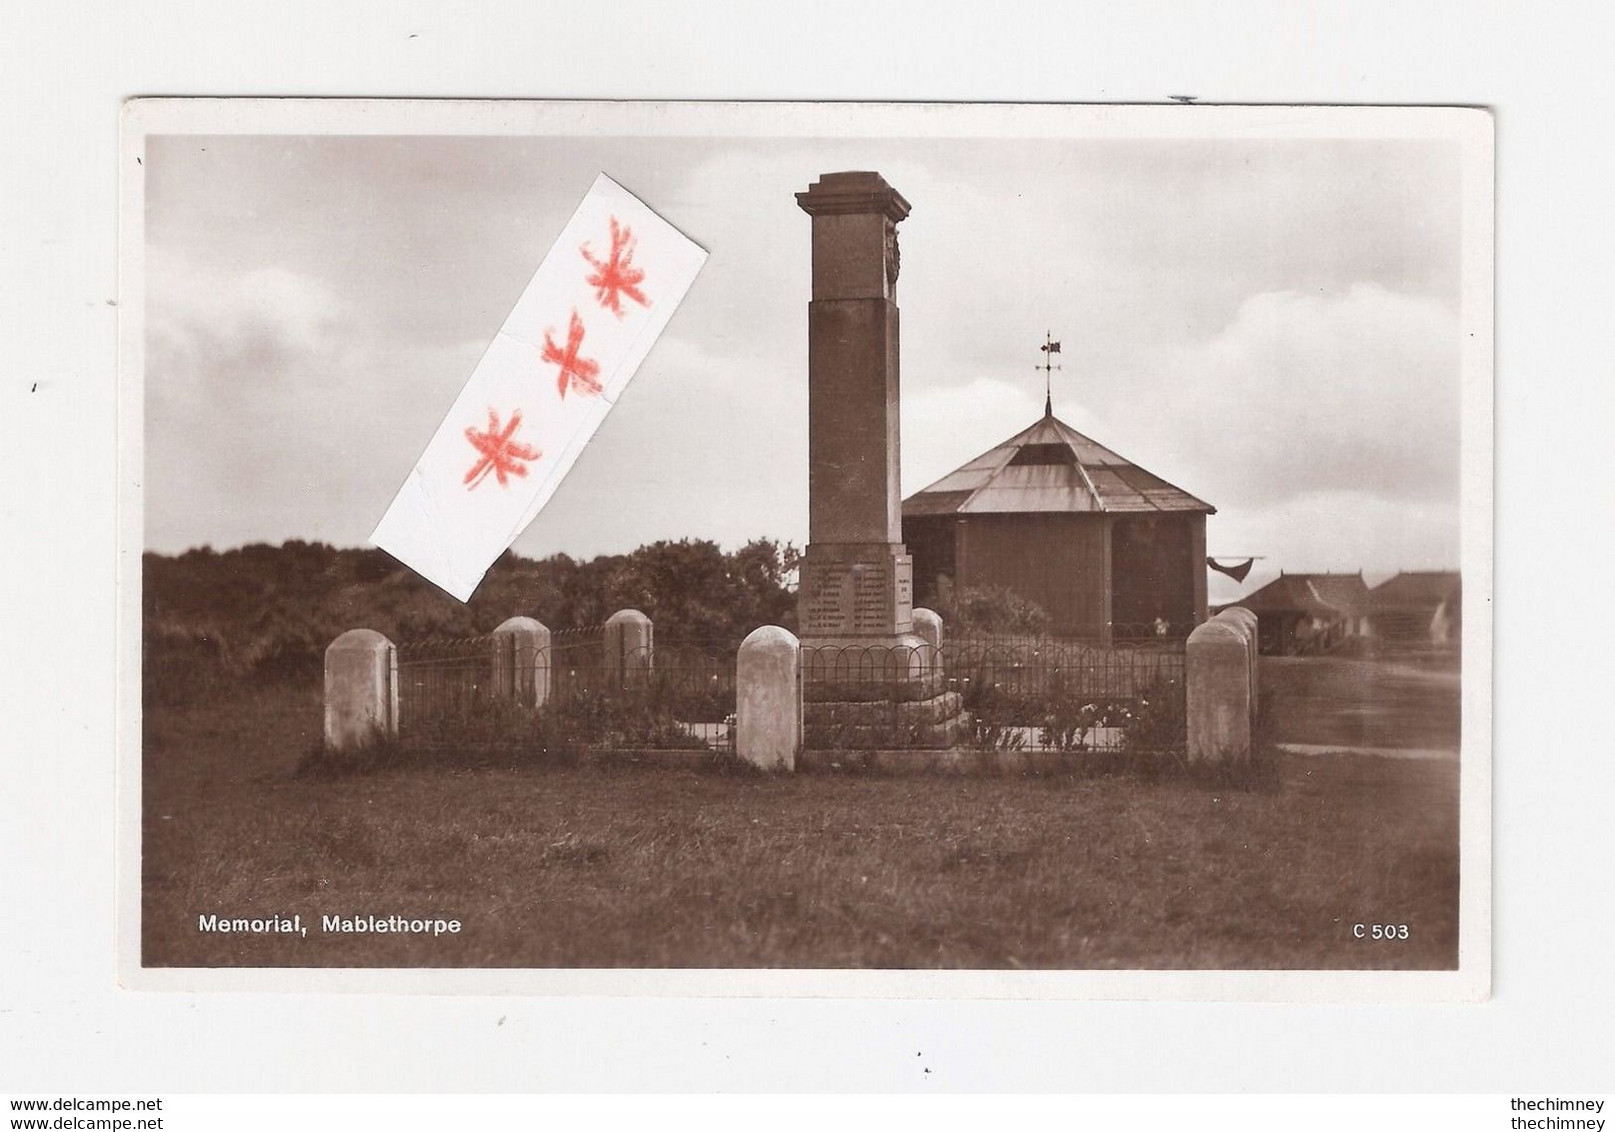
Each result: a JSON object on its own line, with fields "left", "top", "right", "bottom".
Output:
{"left": 1037, "top": 330, "right": 1062, "bottom": 416}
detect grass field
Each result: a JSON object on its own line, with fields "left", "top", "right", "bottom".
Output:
{"left": 141, "top": 656, "right": 1461, "bottom": 970}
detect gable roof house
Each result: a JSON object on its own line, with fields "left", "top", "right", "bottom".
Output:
{"left": 1226, "top": 571, "right": 1371, "bottom": 656}
{"left": 1368, "top": 570, "right": 1462, "bottom": 647}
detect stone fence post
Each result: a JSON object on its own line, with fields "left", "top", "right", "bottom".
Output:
{"left": 912, "top": 607, "right": 943, "bottom": 669}
{"left": 1185, "top": 610, "right": 1258, "bottom": 766}
{"left": 492, "top": 616, "right": 552, "bottom": 709}
{"left": 1218, "top": 606, "right": 1260, "bottom": 733}
{"left": 604, "top": 608, "right": 653, "bottom": 688}
{"left": 736, "top": 625, "right": 802, "bottom": 771}
{"left": 324, "top": 629, "right": 398, "bottom": 751}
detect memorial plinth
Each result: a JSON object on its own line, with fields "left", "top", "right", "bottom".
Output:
{"left": 798, "top": 545, "right": 914, "bottom": 638}
{"left": 795, "top": 172, "right": 960, "bottom": 741}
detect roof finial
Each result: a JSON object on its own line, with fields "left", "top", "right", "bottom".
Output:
{"left": 1038, "top": 331, "right": 1062, "bottom": 417}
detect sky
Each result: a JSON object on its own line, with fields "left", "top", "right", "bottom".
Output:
{"left": 143, "top": 131, "right": 1465, "bottom": 604}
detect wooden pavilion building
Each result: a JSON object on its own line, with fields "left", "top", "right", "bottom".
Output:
{"left": 901, "top": 408, "right": 1214, "bottom": 641}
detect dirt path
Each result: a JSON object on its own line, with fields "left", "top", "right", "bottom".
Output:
{"left": 1261, "top": 653, "right": 1461, "bottom": 753}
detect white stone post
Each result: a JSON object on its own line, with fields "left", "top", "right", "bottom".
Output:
{"left": 323, "top": 629, "right": 398, "bottom": 750}
{"left": 492, "top": 616, "right": 552, "bottom": 708}
{"left": 912, "top": 607, "right": 943, "bottom": 671}
{"left": 604, "top": 608, "right": 653, "bottom": 687}
{"left": 736, "top": 625, "right": 802, "bottom": 771}
{"left": 1186, "top": 617, "right": 1252, "bottom": 765}
{"left": 1218, "top": 607, "right": 1260, "bottom": 734}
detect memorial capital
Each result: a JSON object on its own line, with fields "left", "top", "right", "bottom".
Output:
{"left": 794, "top": 170, "right": 912, "bottom": 222}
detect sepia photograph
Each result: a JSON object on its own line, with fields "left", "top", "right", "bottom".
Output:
{"left": 119, "top": 101, "right": 1492, "bottom": 994}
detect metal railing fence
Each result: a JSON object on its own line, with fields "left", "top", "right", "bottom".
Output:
{"left": 394, "top": 629, "right": 736, "bottom": 753}
{"left": 801, "top": 635, "right": 1187, "bottom": 753}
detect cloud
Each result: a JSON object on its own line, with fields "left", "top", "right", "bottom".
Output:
{"left": 897, "top": 283, "right": 1462, "bottom": 583}
{"left": 1116, "top": 283, "right": 1460, "bottom": 512}
{"left": 143, "top": 243, "right": 491, "bottom": 550}
{"left": 144, "top": 246, "right": 358, "bottom": 529}
{"left": 513, "top": 330, "right": 812, "bottom": 558}
{"left": 140, "top": 136, "right": 1466, "bottom": 583}
{"left": 147, "top": 246, "right": 349, "bottom": 402}
{"left": 1207, "top": 487, "right": 1461, "bottom": 606}
{"left": 901, "top": 377, "right": 1046, "bottom": 494}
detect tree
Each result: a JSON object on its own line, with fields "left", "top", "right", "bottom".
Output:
{"left": 936, "top": 584, "right": 1052, "bottom": 636}
{"left": 143, "top": 537, "right": 805, "bottom": 688}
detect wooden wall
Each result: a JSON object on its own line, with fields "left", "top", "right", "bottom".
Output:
{"left": 903, "top": 516, "right": 957, "bottom": 609}
{"left": 1111, "top": 515, "right": 1198, "bottom": 632}
{"left": 905, "top": 510, "right": 1209, "bottom": 638}
{"left": 955, "top": 513, "right": 1109, "bottom": 638}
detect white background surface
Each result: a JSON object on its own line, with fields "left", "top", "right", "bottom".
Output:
{"left": 2, "top": 0, "right": 1610, "bottom": 1093}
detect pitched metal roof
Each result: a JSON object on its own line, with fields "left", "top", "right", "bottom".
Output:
{"left": 1370, "top": 571, "right": 1461, "bottom": 612}
{"left": 903, "top": 412, "right": 1215, "bottom": 517}
{"left": 1232, "top": 573, "right": 1370, "bottom": 618}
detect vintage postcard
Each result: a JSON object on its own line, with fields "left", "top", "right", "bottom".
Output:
{"left": 118, "top": 100, "right": 1492, "bottom": 999}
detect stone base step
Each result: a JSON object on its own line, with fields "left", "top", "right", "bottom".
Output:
{"left": 805, "top": 691, "right": 961, "bottom": 726}
{"left": 803, "top": 670, "right": 946, "bottom": 704}
{"left": 804, "top": 693, "right": 967, "bottom": 750}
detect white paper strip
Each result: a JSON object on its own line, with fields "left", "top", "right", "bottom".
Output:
{"left": 370, "top": 175, "right": 707, "bottom": 600}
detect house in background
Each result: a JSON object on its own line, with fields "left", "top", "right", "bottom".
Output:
{"left": 901, "top": 408, "right": 1214, "bottom": 641}
{"left": 1368, "top": 570, "right": 1462, "bottom": 647}
{"left": 1224, "top": 571, "right": 1370, "bottom": 656}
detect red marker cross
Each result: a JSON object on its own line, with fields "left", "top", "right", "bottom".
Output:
{"left": 542, "top": 309, "right": 603, "bottom": 399}
{"left": 463, "top": 407, "right": 541, "bottom": 490}
{"left": 581, "top": 216, "right": 650, "bottom": 317}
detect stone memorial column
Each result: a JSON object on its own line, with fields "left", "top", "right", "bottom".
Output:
{"left": 794, "top": 171, "right": 922, "bottom": 655}
{"left": 793, "top": 172, "right": 962, "bottom": 748}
